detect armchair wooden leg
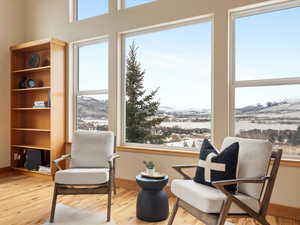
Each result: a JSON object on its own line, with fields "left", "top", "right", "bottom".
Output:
{"left": 217, "top": 198, "right": 232, "bottom": 225}
{"left": 50, "top": 184, "right": 58, "bottom": 223}
{"left": 113, "top": 179, "right": 117, "bottom": 195}
{"left": 107, "top": 183, "right": 112, "bottom": 222}
{"left": 255, "top": 217, "right": 270, "bottom": 225}
{"left": 167, "top": 198, "right": 179, "bottom": 225}
{"left": 113, "top": 168, "right": 117, "bottom": 195}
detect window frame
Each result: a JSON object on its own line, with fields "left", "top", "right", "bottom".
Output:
{"left": 70, "top": 0, "right": 110, "bottom": 22}
{"left": 229, "top": 0, "right": 300, "bottom": 159}
{"left": 72, "top": 37, "right": 109, "bottom": 133}
{"left": 119, "top": 15, "right": 214, "bottom": 151}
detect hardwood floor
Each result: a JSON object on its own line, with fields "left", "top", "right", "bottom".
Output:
{"left": 0, "top": 172, "right": 299, "bottom": 225}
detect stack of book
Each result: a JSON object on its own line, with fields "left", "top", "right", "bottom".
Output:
{"left": 38, "top": 165, "right": 51, "bottom": 174}
{"left": 33, "top": 101, "right": 47, "bottom": 108}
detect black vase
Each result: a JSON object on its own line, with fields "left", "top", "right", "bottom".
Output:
{"left": 19, "top": 77, "right": 27, "bottom": 89}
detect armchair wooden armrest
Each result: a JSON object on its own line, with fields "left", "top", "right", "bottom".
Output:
{"left": 172, "top": 164, "right": 198, "bottom": 180}
{"left": 212, "top": 176, "right": 270, "bottom": 188}
{"left": 211, "top": 176, "right": 271, "bottom": 220}
{"left": 53, "top": 154, "right": 71, "bottom": 171}
{"left": 107, "top": 153, "right": 120, "bottom": 169}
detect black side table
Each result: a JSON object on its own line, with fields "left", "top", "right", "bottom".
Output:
{"left": 136, "top": 175, "right": 169, "bottom": 222}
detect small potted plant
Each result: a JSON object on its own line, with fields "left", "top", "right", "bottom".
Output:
{"left": 143, "top": 160, "right": 155, "bottom": 176}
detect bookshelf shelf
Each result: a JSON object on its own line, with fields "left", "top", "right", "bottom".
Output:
{"left": 12, "top": 144, "right": 51, "bottom": 151}
{"left": 11, "top": 38, "right": 66, "bottom": 176}
{"left": 12, "top": 107, "right": 51, "bottom": 111}
{"left": 12, "top": 167, "right": 51, "bottom": 176}
{"left": 12, "top": 128, "right": 51, "bottom": 132}
{"left": 12, "top": 66, "right": 51, "bottom": 74}
{"left": 12, "top": 87, "right": 51, "bottom": 92}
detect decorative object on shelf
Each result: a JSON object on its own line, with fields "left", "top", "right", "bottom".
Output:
{"left": 42, "top": 55, "right": 50, "bottom": 66}
{"left": 38, "top": 80, "right": 44, "bottom": 87}
{"left": 143, "top": 160, "right": 155, "bottom": 176}
{"left": 28, "top": 53, "right": 40, "bottom": 68}
{"left": 19, "top": 77, "right": 27, "bottom": 89}
{"left": 24, "top": 149, "right": 42, "bottom": 171}
{"left": 141, "top": 171, "right": 167, "bottom": 179}
{"left": 48, "top": 90, "right": 51, "bottom": 107}
{"left": 33, "top": 101, "right": 47, "bottom": 108}
{"left": 13, "top": 152, "right": 24, "bottom": 167}
{"left": 27, "top": 79, "right": 36, "bottom": 88}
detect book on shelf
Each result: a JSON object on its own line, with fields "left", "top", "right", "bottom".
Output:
{"left": 38, "top": 165, "right": 51, "bottom": 174}
{"left": 33, "top": 101, "right": 48, "bottom": 108}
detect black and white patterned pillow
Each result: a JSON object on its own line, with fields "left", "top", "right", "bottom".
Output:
{"left": 194, "top": 139, "right": 239, "bottom": 192}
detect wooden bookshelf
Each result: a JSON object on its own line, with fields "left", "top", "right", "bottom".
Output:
{"left": 10, "top": 38, "right": 66, "bottom": 176}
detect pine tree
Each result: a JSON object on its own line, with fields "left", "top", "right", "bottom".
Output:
{"left": 191, "top": 140, "right": 196, "bottom": 148}
{"left": 126, "top": 42, "right": 165, "bottom": 144}
{"left": 291, "top": 126, "right": 300, "bottom": 146}
{"left": 183, "top": 141, "right": 189, "bottom": 147}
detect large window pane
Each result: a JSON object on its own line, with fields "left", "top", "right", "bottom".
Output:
{"left": 77, "top": 0, "right": 108, "bottom": 20}
{"left": 125, "top": 0, "right": 156, "bottom": 8}
{"left": 77, "top": 94, "right": 108, "bottom": 131}
{"left": 78, "top": 42, "right": 108, "bottom": 91}
{"left": 124, "top": 22, "right": 212, "bottom": 150}
{"left": 235, "top": 7, "right": 300, "bottom": 80}
{"left": 235, "top": 85, "right": 300, "bottom": 159}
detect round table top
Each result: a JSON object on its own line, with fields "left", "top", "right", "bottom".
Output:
{"left": 136, "top": 174, "right": 169, "bottom": 190}
{"left": 136, "top": 174, "right": 169, "bottom": 182}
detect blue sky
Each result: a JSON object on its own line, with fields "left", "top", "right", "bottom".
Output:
{"left": 79, "top": 42, "right": 108, "bottom": 91}
{"left": 125, "top": 0, "right": 156, "bottom": 8}
{"left": 77, "top": 0, "right": 156, "bottom": 20}
{"left": 236, "top": 7, "right": 300, "bottom": 81}
{"left": 78, "top": 2, "right": 300, "bottom": 110}
{"left": 77, "top": 0, "right": 108, "bottom": 20}
{"left": 235, "top": 6, "right": 300, "bottom": 107}
{"left": 126, "top": 22, "right": 211, "bottom": 110}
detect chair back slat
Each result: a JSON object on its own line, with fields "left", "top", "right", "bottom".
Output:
{"left": 70, "top": 131, "right": 115, "bottom": 168}
{"left": 222, "top": 137, "right": 273, "bottom": 199}
{"left": 259, "top": 149, "right": 282, "bottom": 216}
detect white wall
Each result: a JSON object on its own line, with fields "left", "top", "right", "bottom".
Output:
{"left": 117, "top": 151, "right": 300, "bottom": 208}
{"left": 21, "top": 0, "right": 300, "bottom": 209}
{"left": 0, "top": 0, "right": 25, "bottom": 168}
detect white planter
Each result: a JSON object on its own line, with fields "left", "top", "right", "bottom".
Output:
{"left": 146, "top": 168, "right": 155, "bottom": 176}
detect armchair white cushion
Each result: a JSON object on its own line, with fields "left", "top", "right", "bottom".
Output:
{"left": 70, "top": 131, "right": 114, "bottom": 168}
{"left": 221, "top": 137, "right": 272, "bottom": 199}
{"left": 171, "top": 179, "right": 260, "bottom": 214}
{"left": 55, "top": 168, "right": 109, "bottom": 185}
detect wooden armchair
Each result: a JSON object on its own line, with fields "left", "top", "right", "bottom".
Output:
{"left": 168, "top": 137, "right": 282, "bottom": 225}
{"left": 50, "top": 131, "right": 120, "bottom": 223}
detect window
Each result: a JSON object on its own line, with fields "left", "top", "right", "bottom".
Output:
{"left": 123, "top": 20, "right": 212, "bottom": 151}
{"left": 231, "top": 4, "right": 300, "bottom": 159}
{"left": 76, "top": 0, "right": 108, "bottom": 20}
{"left": 124, "top": 0, "right": 157, "bottom": 8}
{"left": 74, "top": 39, "right": 109, "bottom": 131}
